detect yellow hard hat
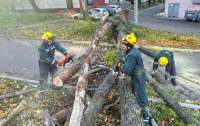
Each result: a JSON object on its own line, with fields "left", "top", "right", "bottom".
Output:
{"left": 158, "top": 57, "right": 168, "bottom": 66}
{"left": 42, "top": 32, "right": 53, "bottom": 41}
{"left": 122, "top": 33, "right": 137, "bottom": 46}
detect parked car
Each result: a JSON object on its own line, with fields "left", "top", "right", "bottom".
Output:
{"left": 184, "top": 10, "right": 200, "bottom": 22}
{"left": 71, "top": 10, "right": 95, "bottom": 19}
{"left": 100, "top": 6, "right": 116, "bottom": 16}
{"left": 107, "top": 4, "right": 122, "bottom": 13}
{"left": 92, "top": 8, "right": 109, "bottom": 20}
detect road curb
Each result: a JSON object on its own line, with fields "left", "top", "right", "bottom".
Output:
{"left": 143, "top": 46, "right": 200, "bottom": 53}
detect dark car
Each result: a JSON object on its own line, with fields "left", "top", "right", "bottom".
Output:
{"left": 197, "top": 12, "right": 200, "bottom": 22}
{"left": 100, "top": 6, "right": 116, "bottom": 16}
{"left": 184, "top": 10, "right": 200, "bottom": 22}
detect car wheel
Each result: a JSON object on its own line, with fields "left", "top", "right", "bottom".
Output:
{"left": 198, "top": 13, "right": 200, "bottom": 22}
{"left": 192, "top": 17, "right": 197, "bottom": 22}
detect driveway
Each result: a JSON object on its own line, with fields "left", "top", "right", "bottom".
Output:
{"left": 138, "top": 5, "right": 200, "bottom": 38}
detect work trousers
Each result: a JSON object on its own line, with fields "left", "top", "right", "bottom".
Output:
{"left": 39, "top": 60, "right": 57, "bottom": 89}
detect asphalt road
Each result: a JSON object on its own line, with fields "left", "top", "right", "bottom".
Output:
{"left": 138, "top": 5, "right": 200, "bottom": 38}
{"left": 121, "top": 3, "right": 200, "bottom": 38}
{"left": 0, "top": 38, "right": 85, "bottom": 80}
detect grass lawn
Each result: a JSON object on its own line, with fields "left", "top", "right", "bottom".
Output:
{"left": 127, "top": 23, "right": 200, "bottom": 49}
{"left": 1, "top": 10, "right": 200, "bottom": 49}
{"left": 0, "top": 10, "right": 63, "bottom": 29}
{"left": 9, "top": 19, "right": 97, "bottom": 41}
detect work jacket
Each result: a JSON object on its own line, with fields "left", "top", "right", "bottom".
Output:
{"left": 154, "top": 50, "right": 176, "bottom": 76}
{"left": 38, "top": 40, "right": 67, "bottom": 65}
{"left": 121, "top": 47, "right": 146, "bottom": 78}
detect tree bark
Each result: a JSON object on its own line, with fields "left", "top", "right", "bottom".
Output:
{"left": 53, "top": 19, "right": 112, "bottom": 86}
{"left": 0, "top": 88, "right": 36, "bottom": 100}
{"left": 146, "top": 72, "right": 200, "bottom": 125}
{"left": 28, "top": 0, "right": 39, "bottom": 10}
{"left": 81, "top": 72, "right": 115, "bottom": 126}
{"left": 118, "top": 76, "right": 144, "bottom": 126}
{"left": 79, "top": 0, "right": 88, "bottom": 18}
{"left": 66, "top": 0, "right": 73, "bottom": 9}
{"left": 68, "top": 62, "right": 90, "bottom": 126}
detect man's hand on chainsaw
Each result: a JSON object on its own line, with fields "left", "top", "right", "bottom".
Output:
{"left": 56, "top": 54, "right": 74, "bottom": 66}
{"left": 64, "top": 54, "right": 73, "bottom": 63}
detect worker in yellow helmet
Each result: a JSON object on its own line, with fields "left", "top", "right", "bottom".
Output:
{"left": 38, "top": 32, "right": 73, "bottom": 90}
{"left": 115, "top": 33, "right": 150, "bottom": 124}
{"left": 153, "top": 50, "right": 177, "bottom": 86}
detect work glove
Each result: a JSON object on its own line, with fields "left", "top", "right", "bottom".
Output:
{"left": 171, "top": 78, "right": 177, "bottom": 86}
{"left": 64, "top": 54, "right": 73, "bottom": 63}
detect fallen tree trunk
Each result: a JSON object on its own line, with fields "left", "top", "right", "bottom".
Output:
{"left": 0, "top": 100, "right": 27, "bottom": 126}
{"left": 0, "top": 88, "right": 36, "bottom": 100}
{"left": 114, "top": 14, "right": 145, "bottom": 126}
{"left": 53, "top": 18, "right": 113, "bottom": 86}
{"left": 81, "top": 72, "right": 115, "bottom": 126}
{"left": 118, "top": 76, "right": 144, "bottom": 126}
{"left": 68, "top": 62, "right": 90, "bottom": 126}
{"left": 139, "top": 46, "right": 156, "bottom": 58}
{"left": 146, "top": 72, "right": 200, "bottom": 125}
{"left": 149, "top": 97, "right": 200, "bottom": 110}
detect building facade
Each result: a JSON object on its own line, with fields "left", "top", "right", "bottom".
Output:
{"left": 165, "top": 0, "right": 200, "bottom": 18}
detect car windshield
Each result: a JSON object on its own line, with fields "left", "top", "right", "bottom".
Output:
{"left": 94, "top": 9, "right": 101, "bottom": 13}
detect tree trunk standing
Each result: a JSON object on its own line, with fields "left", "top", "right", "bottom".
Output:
{"left": 79, "top": 0, "right": 89, "bottom": 19}
{"left": 28, "top": 0, "right": 39, "bottom": 10}
{"left": 146, "top": 72, "right": 200, "bottom": 125}
{"left": 81, "top": 72, "right": 115, "bottom": 126}
{"left": 118, "top": 76, "right": 144, "bottom": 126}
{"left": 138, "top": 0, "right": 142, "bottom": 8}
{"left": 66, "top": 0, "right": 73, "bottom": 9}
{"left": 148, "top": 0, "right": 151, "bottom": 6}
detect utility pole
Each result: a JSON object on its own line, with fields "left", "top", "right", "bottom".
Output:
{"left": 134, "top": 0, "right": 138, "bottom": 24}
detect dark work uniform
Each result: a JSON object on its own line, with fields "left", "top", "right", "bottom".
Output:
{"left": 38, "top": 40, "right": 67, "bottom": 88}
{"left": 153, "top": 50, "right": 176, "bottom": 77}
{"left": 120, "top": 47, "right": 149, "bottom": 118}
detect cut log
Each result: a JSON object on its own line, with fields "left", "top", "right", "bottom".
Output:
{"left": 118, "top": 75, "right": 144, "bottom": 126}
{"left": 0, "top": 88, "right": 36, "bottom": 100}
{"left": 146, "top": 72, "right": 200, "bottom": 125}
{"left": 81, "top": 72, "right": 115, "bottom": 126}
{"left": 0, "top": 100, "right": 27, "bottom": 126}
{"left": 53, "top": 108, "right": 72, "bottom": 126}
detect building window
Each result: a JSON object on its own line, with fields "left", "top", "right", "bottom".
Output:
{"left": 192, "top": 0, "right": 200, "bottom": 4}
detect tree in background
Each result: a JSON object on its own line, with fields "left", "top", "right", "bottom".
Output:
{"left": 79, "top": 0, "right": 89, "bottom": 18}
{"left": 28, "top": 0, "right": 39, "bottom": 11}
{"left": 66, "top": 0, "right": 73, "bottom": 9}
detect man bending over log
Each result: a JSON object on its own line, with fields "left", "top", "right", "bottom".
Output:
{"left": 38, "top": 32, "right": 73, "bottom": 90}
{"left": 153, "top": 50, "right": 177, "bottom": 86}
{"left": 115, "top": 33, "right": 150, "bottom": 124}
